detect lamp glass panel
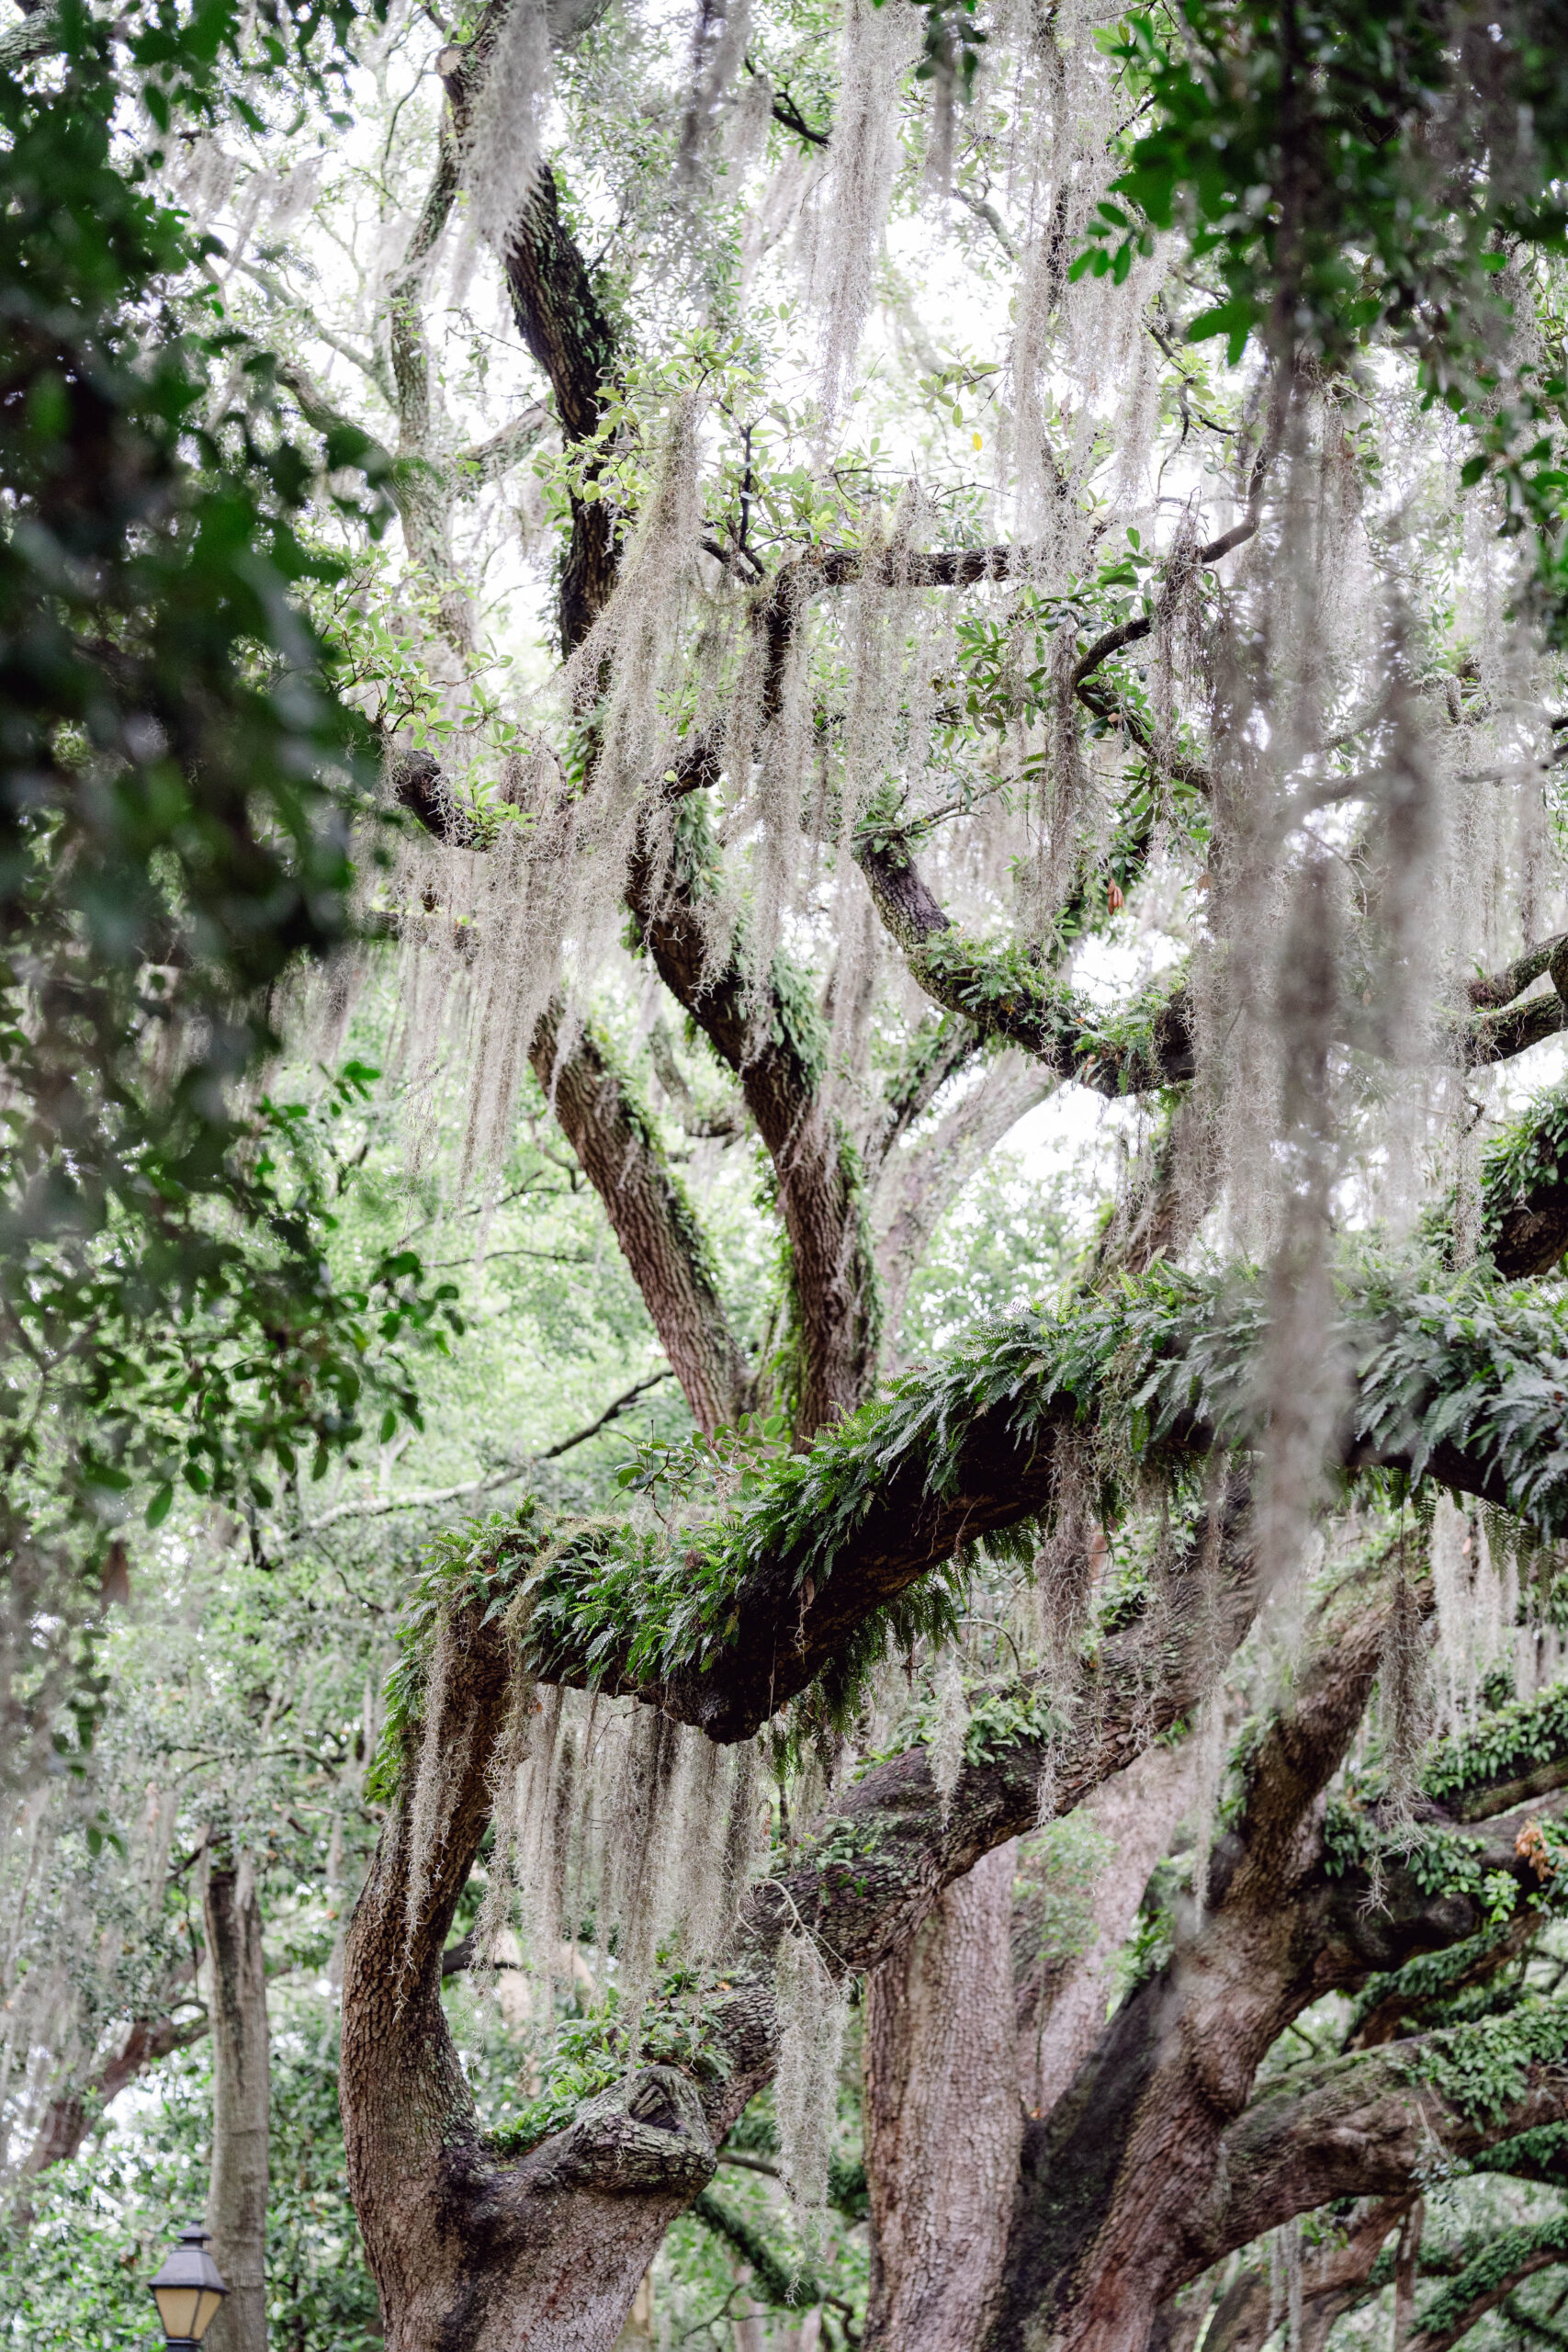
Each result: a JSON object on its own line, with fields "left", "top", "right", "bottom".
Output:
{"left": 153, "top": 2283, "right": 202, "bottom": 2338}
{"left": 191, "top": 2284, "right": 226, "bottom": 2339}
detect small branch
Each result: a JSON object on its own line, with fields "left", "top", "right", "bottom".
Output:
{"left": 745, "top": 57, "right": 830, "bottom": 148}
{"left": 457, "top": 401, "right": 552, "bottom": 489}
{"left": 953, "top": 187, "right": 1017, "bottom": 261}
{"left": 1468, "top": 932, "right": 1568, "bottom": 1011}
{"left": 288, "top": 1369, "right": 673, "bottom": 1538}
{"left": 226, "top": 258, "right": 395, "bottom": 405}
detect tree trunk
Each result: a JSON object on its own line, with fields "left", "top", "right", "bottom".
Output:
{"left": 205, "top": 1853, "right": 270, "bottom": 2352}
{"left": 863, "top": 1841, "right": 1023, "bottom": 2351}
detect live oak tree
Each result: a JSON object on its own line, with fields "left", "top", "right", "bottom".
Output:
{"left": 12, "top": 1, "right": 1568, "bottom": 2350}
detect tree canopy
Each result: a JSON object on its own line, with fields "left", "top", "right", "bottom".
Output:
{"left": 7, "top": 2, "right": 1568, "bottom": 2350}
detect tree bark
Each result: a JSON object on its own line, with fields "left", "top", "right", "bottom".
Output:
{"left": 863, "top": 1842, "right": 1023, "bottom": 2351}
{"left": 205, "top": 1853, "right": 270, "bottom": 2352}
{"left": 532, "top": 1000, "right": 750, "bottom": 1433}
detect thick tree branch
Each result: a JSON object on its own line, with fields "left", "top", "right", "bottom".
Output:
{"left": 343, "top": 1495, "right": 1253, "bottom": 2352}
{"left": 531, "top": 1001, "right": 752, "bottom": 1433}
{"left": 19, "top": 2004, "right": 208, "bottom": 2180}
{"left": 522, "top": 1255, "right": 1568, "bottom": 1740}
{"left": 856, "top": 837, "right": 1197, "bottom": 1092}
{"left": 984, "top": 1545, "right": 1568, "bottom": 2352}
{"left": 627, "top": 829, "right": 880, "bottom": 1435}
{"left": 1411, "top": 2216, "right": 1568, "bottom": 2352}
{"left": 1215, "top": 2023, "right": 1568, "bottom": 2262}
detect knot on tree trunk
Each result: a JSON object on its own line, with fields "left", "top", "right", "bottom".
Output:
{"left": 528, "top": 2065, "right": 717, "bottom": 2197}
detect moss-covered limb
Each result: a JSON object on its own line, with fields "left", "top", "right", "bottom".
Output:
{"left": 904, "top": 922, "right": 1195, "bottom": 1097}
{"left": 628, "top": 807, "right": 880, "bottom": 1439}
{"left": 1479, "top": 1080, "right": 1568, "bottom": 1283}
{"left": 1478, "top": 2120, "right": 1568, "bottom": 2184}
{"left": 1467, "top": 933, "right": 1568, "bottom": 1012}
{"left": 1345, "top": 1919, "right": 1538, "bottom": 2049}
{"left": 1463, "top": 990, "right": 1568, "bottom": 1068}
{"left": 520, "top": 1252, "right": 1568, "bottom": 1739}
{"left": 689, "top": 2189, "right": 825, "bottom": 2312}
{"left": 1410, "top": 2211, "right": 1568, "bottom": 2352}
{"left": 1210, "top": 2009, "right": 1568, "bottom": 2277}
{"left": 531, "top": 1000, "right": 750, "bottom": 1436}
{"left": 1426, "top": 1679, "right": 1568, "bottom": 1823}
{"left": 855, "top": 835, "right": 1195, "bottom": 1098}
{"left": 862, "top": 808, "right": 1563, "bottom": 1100}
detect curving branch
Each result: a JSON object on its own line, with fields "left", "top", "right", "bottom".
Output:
{"left": 530, "top": 1001, "right": 752, "bottom": 1434}
{"left": 1214, "top": 2023, "right": 1568, "bottom": 2268}
{"left": 522, "top": 1255, "right": 1568, "bottom": 1741}
{"left": 856, "top": 837, "right": 1196, "bottom": 1093}
{"left": 1410, "top": 2215, "right": 1568, "bottom": 2352}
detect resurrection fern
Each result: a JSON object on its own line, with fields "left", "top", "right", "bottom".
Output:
{"left": 1426, "top": 1679, "right": 1568, "bottom": 1811}
{"left": 520, "top": 1250, "right": 1568, "bottom": 1706}
{"left": 1483, "top": 2120, "right": 1568, "bottom": 2177}
{"left": 1479, "top": 1080, "right": 1568, "bottom": 1263}
{"left": 903, "top": 924, "right": 1188, "bottom": 1091}
{"left": 1346, "top": 1925, "right": 1522, "bottom": 2042}
{"left": 1411, "top": 1996, "right": 1568, "bottom": 2128}
{"left": 1417, "top": 2209, "right": 1568, "bottom": 2335}
{"left": 371, "top": 1257, "right": 1568, "bottom": 1775}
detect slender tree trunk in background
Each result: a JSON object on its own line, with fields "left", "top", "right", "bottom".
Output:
{"left": 1393, "top": 2201, "right": 1425, "bottom": 2352}
{"left": 613, "top": 2272, "right": 654, "bottom": 2346}
{"left": 204, "top": 1853, "right": 270, "bottom": 2352}
{"left": 863, "top": 1841, "right": 1023, "bottom": 2351}
{"left": 1018, "top": 1739, "right": 1200, "bottom": 2122}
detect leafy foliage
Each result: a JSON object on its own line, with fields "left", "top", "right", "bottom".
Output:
{"left": 1413, "top": 1996, "right": 1568, "bottom": 2128}
{"left": 1077, "top": 0, "right": 1568, "bottom": 634}
{"left": 0, "top": 0, "right": 415, "bottom": 1751}
{"left": 1427, "top": 1679, "right": 1568, "bottom": 1809}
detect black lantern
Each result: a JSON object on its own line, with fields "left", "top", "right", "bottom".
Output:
{"left": 148, "top": 2223, "right": 229, "bottom": 2347}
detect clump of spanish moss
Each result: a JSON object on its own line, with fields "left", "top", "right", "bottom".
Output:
{"left": 928, "top": 1648, "right": 968, "bottom": 1815}
{"left": 458, "top": 0, "right": 552, "bottom": 283}
{"left": 472, "top": 1677, "right": 766, "bottom": 2057}
{"left": 773, "top": 1924, "right": 851, "bottom": 2245}
{"left": 808, "top": 0, "right": 919, "bottom": 420}
{"left": 1377, "top": 1559, "right": 1432, "bottom": 1839}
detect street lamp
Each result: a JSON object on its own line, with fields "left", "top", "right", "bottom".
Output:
{"left": 148, "top": 2223, "right": 229, "bottom": 2348}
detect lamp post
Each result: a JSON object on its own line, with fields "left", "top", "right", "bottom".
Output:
{"left": 148, "top": 2223, "right": 229, "bottom": 2349}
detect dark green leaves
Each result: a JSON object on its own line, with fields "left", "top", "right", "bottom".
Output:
{"left": 1075, "top": 0, "right": 1568, "bottom": 638}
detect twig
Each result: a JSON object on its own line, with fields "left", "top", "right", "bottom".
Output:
{"left": 288, "top": 1369, "right": 674, "bottom": 1538}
